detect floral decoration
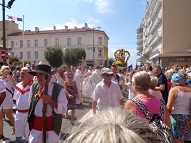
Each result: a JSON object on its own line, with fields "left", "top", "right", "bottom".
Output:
{"left": 112, "top": 49, "right": 130, "bottom": 67}
{"left": 35, "top": 93, "right": 42, "bottom": 99}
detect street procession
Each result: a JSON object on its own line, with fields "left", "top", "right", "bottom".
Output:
{"left": 0, "top": 0, "right": 191, "bottom": 143}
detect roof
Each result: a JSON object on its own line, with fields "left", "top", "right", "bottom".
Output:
{"left": 7, "top": 27, "right": 109, "bottom": 39}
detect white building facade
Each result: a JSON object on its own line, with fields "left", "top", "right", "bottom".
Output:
{"left": 8, "top": 23, "right": 109, "bottom": 67}
{"left": 137, "top": 0, "right": 191, "bottom": 68}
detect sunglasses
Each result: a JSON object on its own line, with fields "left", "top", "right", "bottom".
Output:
{"left": 104, "top": 73, "right": 113, "bottom": 77}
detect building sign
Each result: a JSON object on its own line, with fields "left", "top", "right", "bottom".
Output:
{"left": 176, "top": 57, "right": 191, "bottom": 61}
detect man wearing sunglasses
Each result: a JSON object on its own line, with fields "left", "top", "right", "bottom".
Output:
{"left": 92, "top": 68, "right": 124, "bottom": 114}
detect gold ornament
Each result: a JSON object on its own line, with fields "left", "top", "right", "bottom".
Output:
{"left": 112, "top": 49, "right": 130, "bottom": 67}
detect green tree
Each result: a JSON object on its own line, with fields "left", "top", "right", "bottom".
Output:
{"left": 44, "top": 46, "right": 64, "bottom": 68}
{"left": 9, "top": 57, "right": 19, "bottom": 62}
{"left": 63, "top": 47, "right": 86, "bottom": 67}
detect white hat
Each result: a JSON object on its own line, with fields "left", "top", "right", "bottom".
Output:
{"left": 101, "top": 68, "right": 113, "bottom": 75}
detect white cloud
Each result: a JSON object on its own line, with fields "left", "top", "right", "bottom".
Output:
{"left": 84, "top": 0, "right": 113, "bottom": 14}
{"left": 41, "top": 17, "right": 100, "bottom": 30}
{"left": 95, "top": 0, "right": 113, "bottom": 14}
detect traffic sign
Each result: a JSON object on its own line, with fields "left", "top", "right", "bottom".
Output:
{"left": 1, "top": 50, "right": 6, "bottom": 60}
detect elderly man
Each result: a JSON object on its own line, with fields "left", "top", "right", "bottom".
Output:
{"left": 92, "top": 68, "right": 124, "bottom": 114}
{"left": 13, "top": 67, "right": 33, "bottom": 142}
{"left": 27, "top": 64, "right": 68, "bottom": 143}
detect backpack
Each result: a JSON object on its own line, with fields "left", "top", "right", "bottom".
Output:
{"left": 131, "top": 97, "right": 173, "bottom": 143}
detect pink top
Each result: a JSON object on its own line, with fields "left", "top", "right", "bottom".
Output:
{"left": 134, "top": 97, "right": 166, "bottom": 121}
{"left": 148, "top": 89, "right": 163, "bottom": 99}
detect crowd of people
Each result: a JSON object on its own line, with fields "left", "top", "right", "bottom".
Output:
{"left": 0, "top": 60, "right": 191, "bottom": 143}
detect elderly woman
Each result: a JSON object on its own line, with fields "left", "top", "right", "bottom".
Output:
{"left": 0, "top": 65, "right": 16, "bottom": 138}
{"left": 166, "top": 73, "right": 191, "bottom": 143}
{"left": 64, "top": 107, "right": 160, "bottom": 143}
{"left": 149, "top": 76, "right": 163, "bottom": 99}
{"left": 124, "top": 71, "right": 171, "bottom": 127}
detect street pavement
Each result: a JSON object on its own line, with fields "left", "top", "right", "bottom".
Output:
{"left": 0, "top": 101, "right": 92, "bottom": 143}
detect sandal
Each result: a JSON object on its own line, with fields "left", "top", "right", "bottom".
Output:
{"left": 0, "top": 134, "right": 4, "bottom": 139}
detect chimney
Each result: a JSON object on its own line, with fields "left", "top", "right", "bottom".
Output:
{"left": 65, "top": 25, "right": 68, "bottom": 30}
{"left": 84, "top": 23, "right": 88, "bottom": 29}
{"left": 35, "top": 27, "right": 39, "bottom": 32}
{"left": 53, "top": 26, "right": 56, "bottom": 30}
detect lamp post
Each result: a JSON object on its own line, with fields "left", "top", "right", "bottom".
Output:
{"left": 2, "top": 0, "right": 6, "bottom": 65}
{"left": 92, "top": 26, "right": 100, "bottom": 67}
{"left": 1, "top": 0, "right": 15, "bottom": 65}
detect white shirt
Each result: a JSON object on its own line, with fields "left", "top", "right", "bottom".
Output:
{"left": 0, "top": 79, "right": 6, "bottom": 94}
{"left": 111, "top": 74, "right": 123, "bottom": 85}
{"left": 92, "top": 79, "right": 123, "bottom": 111}
{"left": 90, "top": 69, "right": 102, "bottom": 86}
{"left": 13, "top": 80, "right": 33, "bottom": 110}
{"left": 28, "top": 81, "right": 68, "bottom": 143}
{"left": 2, "top": 77, "right": 13, "bottom": 104}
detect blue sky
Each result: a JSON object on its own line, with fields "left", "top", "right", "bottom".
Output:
{"left": 2, "top": 0, "right": 147, "bottom": 67}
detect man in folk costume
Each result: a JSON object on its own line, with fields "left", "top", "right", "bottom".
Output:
{"left": 27, "top": 64, "right": 68, "bottom": 143}
{"left": 13, "top": 67, "right": 33, "bottom": 143}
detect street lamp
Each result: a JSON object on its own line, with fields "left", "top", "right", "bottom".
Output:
{"left": 92, "top": 26, "right": 100, "bottom": 66}
{"left": 0, "top": 0, "right": 15, "bottom": 65}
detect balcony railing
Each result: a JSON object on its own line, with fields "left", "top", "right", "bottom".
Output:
{"left": 137, "top": 45, "right": 143, "bottom": 51}
{"left": 149, "top": 30, "right": 162, "bottom": 46}
{"left": 149, "top": 0, "right": 162, "bottom": 20}
{"left": 150, "top": 13, "right": 162, "bottom": 33}
{"left": 137, "top": 38, "right": 143, "bottom": 45}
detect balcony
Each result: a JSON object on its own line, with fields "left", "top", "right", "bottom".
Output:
{"left": 150, "top": 13, "right": 162, "bottom": 34}
{"left": 144, "top": 46, "right": 152, "bottom": 54}
{"left": 149, "top": 0, "right": 162, "bottom": 20}
{"left": 137, "top": 32, "right": 143, "bottom": 39}
{"left": 137, "top": 38, "right": 143, "bottom": 45}
{"left": 137, "top": 51, "right": 142, "bottom": 56}
{"left": 137, "top": 45, "right": 143, "bottom": 51}
{"left": 149, "top": 30, "right": 162, "bottom": 46}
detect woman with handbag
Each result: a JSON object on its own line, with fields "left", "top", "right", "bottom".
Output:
{"left": 166, "top": 73, "right": 191, "bottom": 143}
{"left": 124, "top": 71, "right": 172, "bottom": 143}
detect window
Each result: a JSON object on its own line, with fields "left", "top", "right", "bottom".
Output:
{"left": 11, "top": 41, "right": 14, "bottom": 48}
{"left": 11, "top": 52, "right": 14, "bottom": 57}
{"left": 35, "top": 40, "right": 38, "bottom": 47}
{"left": 27, "top": 52, "right": 31, "bottom": 59}
{"left": 27, "top": 40, "right": 30, "bottom": 48}
{"left": 67, "top": 38, "right": 71, "bottom": 46}
{"left": 20, "top": 40, "right": 23, "bottom": 48}
{"left": 98, "top": 50, "right": 102, "bottom": 57}
{"left": 20, "top": 52, "right": 23, "bottom": 59}
{"left": 35, "top": 52, "right": 38, "bottom": 59}
{"left": 55, "top": 38, "right": 59, "bottom": 46}
{"left": 78, "top": 37, "right": 81, "bottom": 45}
{"left": 44, "top": 39, "right": 48, "bottom": 47}
{"left": 98, "top": 37, "right": 102, "bottom": 45}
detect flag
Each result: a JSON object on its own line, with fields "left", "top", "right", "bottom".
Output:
{"left": 7, "top": 15, "right": 22, "bottom": 22}
{"left": 127, "top": 64, "right": 133, "bottom": 69}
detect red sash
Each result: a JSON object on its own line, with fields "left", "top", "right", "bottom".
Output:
{"left": 18, "top": 109, "right": 28, "bottom": 113}
{"left": 32, "top": 116, "right": 53, "bottom": 131}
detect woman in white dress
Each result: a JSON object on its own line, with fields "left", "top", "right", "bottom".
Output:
{"left": 0, "top": 66, "right": 16, "bottom": 137}
{"left": 82, "top": 71, "right": 93, "bottom": 102}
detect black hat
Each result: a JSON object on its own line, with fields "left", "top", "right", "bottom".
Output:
{"left": 28, "top": 64, "right": 51, "bottom": 76}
